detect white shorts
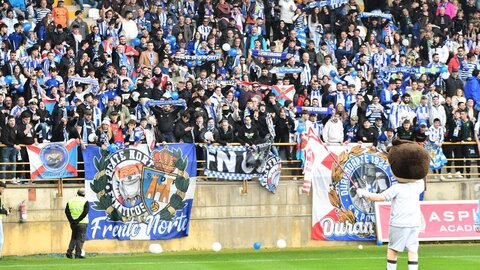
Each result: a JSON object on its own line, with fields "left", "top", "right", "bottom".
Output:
{"left": 388, "top": 226, "right": 420, "bottom": 253}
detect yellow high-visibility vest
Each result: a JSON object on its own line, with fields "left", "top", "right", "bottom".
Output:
{"left": 68, "top": 196, "right": 88, "bottom": 224}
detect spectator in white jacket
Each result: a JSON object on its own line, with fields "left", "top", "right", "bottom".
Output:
{"left": 322, "top": 113, "right": 344, "bottom": 143}
{"left": 279, "top": 0, "right": 297, "bottom": 27}
{"left": 429, "top": 95, "right": 447, "bottom": 127}
{"left": 318, "top": 55, "right": 337, "bottom": 78}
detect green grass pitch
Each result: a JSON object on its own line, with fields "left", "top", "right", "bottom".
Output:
{"left": 0, "top": 244, "right": 479, "bottom": 270}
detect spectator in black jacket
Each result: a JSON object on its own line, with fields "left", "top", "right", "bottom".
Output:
{"left": 16, "top": 111, "right": 38, "bottom": 181}
{"left": 274, "top": 108, "right": 295, "bottom": 159}
{"left": 357, "top": 119, "right": 378, "bottom": 146}
{"left": 444, "top": 68, "right": 464, "bottom": 98}
{"left": 147, "top": 115, "right": 166, "bottom": 147}
{"left": 238, "top": 115, "right": 260, "bottom": 146}
{"left": 350, "top": 94, "right": 368, "bottom": 125}
{"left": 0, "top": 115, "right": 21, "bottom": 180}
{"left": 174, "top": 111, "right": 194, "bottom": 143}
{"left": 445, "top": 110, "right": 463, "bottom": 177}
{"left": 201, "top": 118, "right": 219, "bottom": 144}
{"left": 152, "top": 103, "right": 181, "bottom": 143}
{"left": 52, "top": 97, "right": 69, "bottom": 128}
{"left": 50, "top": 117, "right": 79, "bottom": 142}
{"left": 215, "top": 119, "right": 234, "bottom": 145}
{"left": 193, "top": 114, "right": 206, "bottom": 143}
{"left": 396, "top": 119, "right": 414, "bottom": 141}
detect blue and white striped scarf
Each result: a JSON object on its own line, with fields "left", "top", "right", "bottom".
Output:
{"left": 67, "top": 76, "right": 100, "bottom": 95}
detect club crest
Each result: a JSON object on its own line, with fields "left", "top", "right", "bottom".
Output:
{"left": 40, "top": 144, "right": 69, "bottom": 173}
{"left": 326, "top": 146, "right": 396, "bottom": 238}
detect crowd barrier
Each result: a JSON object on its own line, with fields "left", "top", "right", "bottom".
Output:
{"left": 0, "top": 141, "right": 478, "bottom": 192}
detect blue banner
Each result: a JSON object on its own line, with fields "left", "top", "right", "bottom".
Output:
{"left": 173, "top": 54, "right": 221, "bottom": 61}
{"left": 358, "top": 11, "right": 393, "bottom": 20}
{"left": 251, "top": 50, "right": 292, "bottom": 60}
{"left": 145, "top": 99, "right": 187, "bottom": 107}
{"left": 307, "top": 0, "right": 348, "bottom": 9}
{"left": 83, "top": 144, "right": 197, "bottom": 240}
{"left": 271, "top": 67, "right": 304, "bottom": 74}
{"left": 296, "top": 106, "right": 333, "bottom": 115}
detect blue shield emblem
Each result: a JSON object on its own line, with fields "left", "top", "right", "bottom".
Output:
{"left": 141, "top": 167, "right": 176, "bottom": 215}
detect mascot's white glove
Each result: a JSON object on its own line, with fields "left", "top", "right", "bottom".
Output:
{"left": 356, "top": 188, "right": 369, "bottom": 199}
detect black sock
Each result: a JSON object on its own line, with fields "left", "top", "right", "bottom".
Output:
{"left": 408, "top": 261, "right": 418, "bottom": 270}
{"left": 386, "top": 259, "right": 397, "bottom": 270}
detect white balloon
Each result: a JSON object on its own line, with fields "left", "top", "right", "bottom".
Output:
{"left": 441, "top": 72, "right": 450, "bottom": 80}
{"left": 131, "top": 91, "right": 140, "bottom": 102}
{"left": 276, "top": 239, "right": 287, "bottom": 249}
{"left": 204, "top": 131, "right": 214, "bottom": 141}
{"left": 88, "top": 133, "right": 97, "bottom": 143}
{"left": 402, "top": 39, "right": 410, "bottom": 47}
{"left": 222, "top": 43, "right": 231, "bottom": 52}
{"left": 212, "top": 242, "right": 222, "bottom": 252}
{"left": 149, "top": 244, "right": 164, "bottom": 254}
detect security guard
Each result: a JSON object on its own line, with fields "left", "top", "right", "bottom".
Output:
{"left": 65, "top": 188, "right": 89, "bottom": 259}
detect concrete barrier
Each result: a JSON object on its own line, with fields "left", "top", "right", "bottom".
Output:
{"left": 2, "top": 180, "right": 479, "bottom": 255}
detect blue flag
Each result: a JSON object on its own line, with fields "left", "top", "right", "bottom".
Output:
{"left": 83, "top": 144, "right": 197, "bottom": 240}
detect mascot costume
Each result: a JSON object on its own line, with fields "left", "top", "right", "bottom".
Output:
{"left": 357, "top": 139, "right": 429, "bottom": 270}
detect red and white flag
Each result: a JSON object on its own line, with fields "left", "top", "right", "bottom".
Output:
{"left": 27, "top": 140, "right": 78, "bottom": 180}
{"left": 272, "top": 85, "right": 295, "bottom": 105}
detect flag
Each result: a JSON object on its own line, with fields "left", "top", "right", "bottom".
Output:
{"left": 204, "top": 143, "right": 272, "bottom": 180}
{"left": 26, "top": 140, "right": 78, "bottom": 179}
{"left": 83, "top": 144, "right": 197, "bottom": 240}
{"left": 42, "top": 97, "right": 57, "bottom": 114}
{"left": 424, "top": 144, "right": 448, "bottom": 170}
{"left": 296, "top": 27, "right": 307, "bottom": 48}
{"left": 272, "top": 85, "right": 295, "bottom": 105}
{"left": 304, "top": 131, "right": 397, "bottom": 241}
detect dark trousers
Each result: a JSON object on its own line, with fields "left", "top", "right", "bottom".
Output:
{"left": 163, "top": 132, "right": 176, "bottom": 143}
{"left": 443, "top": 144, "right": 462, "bottom": 173}
{"left": 67, "top": 223, "right": 87, "bottom": 257}
{"left": 18, "top": 147, "right": 30, "bottom": 180}
{"left": 462, "top": 145, "right": 473, "bottom": 174}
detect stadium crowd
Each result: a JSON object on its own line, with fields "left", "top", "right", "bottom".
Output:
{"left": 0, "top": 0, "right": 479, "bottom": 182}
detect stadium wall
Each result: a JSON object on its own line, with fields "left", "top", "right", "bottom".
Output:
{"left": 2, "top": 180, "right": 480, "bottom": 255}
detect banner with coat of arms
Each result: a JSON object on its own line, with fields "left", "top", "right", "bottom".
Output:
{"left": 82, "top": 143, "right": 197, "bottom": 240}
{"left": 26, "top": 139, "right": 79, "bottom": 179}
{"left": 302, "top": 129, "right": 397, "bottom": 241}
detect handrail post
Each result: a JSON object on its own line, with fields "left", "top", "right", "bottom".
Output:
{"left": 57, "top": 178, "right": 63, "bottom": 198}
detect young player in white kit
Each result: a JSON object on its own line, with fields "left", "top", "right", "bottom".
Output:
{"left": 357, "top": 140, "right": 430, "bottom": 270}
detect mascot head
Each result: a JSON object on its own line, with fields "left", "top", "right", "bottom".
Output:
{"left": 387, "top": 139, "right": 430, "bottom": 183}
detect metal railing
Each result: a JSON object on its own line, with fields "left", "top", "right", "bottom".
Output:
{"left": 0, "top": 142, "right": 477, "bottom": 194}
